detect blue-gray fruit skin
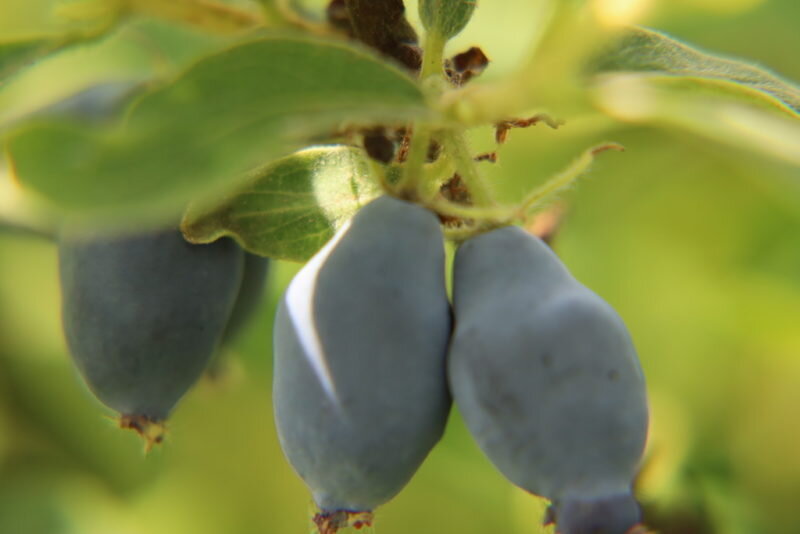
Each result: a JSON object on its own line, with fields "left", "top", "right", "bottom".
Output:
{"left": 553, "top": 494, "right": 641, "bottom": 534}
{"left": 273, "top": 196, "right": 451, "bottom": 513}
{"left": 59, "top": 229, "right": 244, "bottom": 421}
{"left": 221, "top": 253, "right": 270, "bottom": 345}
{"left": 205, "top": 252, "right": 269, "bottom": 378}
{"left": 448, "top": 226, "right": 648, "bottom": 534}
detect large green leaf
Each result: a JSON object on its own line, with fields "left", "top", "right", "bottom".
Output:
{"left": 593, "top": 26, "right": 800, "bottom": 117}
{"left": 181, "top": 145, "right": 380, "bottom": 262}
{"left": 5, "top": 34, "right": 427, "bottom": 225}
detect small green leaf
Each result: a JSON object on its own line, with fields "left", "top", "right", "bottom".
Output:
{"left": 592, "top": 26, "right": 800, "bottom": 117}
{"left": 419, "top": 0, "right": 477, "bottom": 41}
{"left": 181, "top": 146, "right": 381, "bottom": 262}
{"left": 6, "top": 35, "right": 428, "bottom": 225}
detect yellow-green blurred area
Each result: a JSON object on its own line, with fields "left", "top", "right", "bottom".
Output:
{"left": 2, "top": 1, "right": 800, "bottom": 533}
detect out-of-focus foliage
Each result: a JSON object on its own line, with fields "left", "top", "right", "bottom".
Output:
{"left": 592, "top": 26, "right": 800, "bottom": 115}
{"left": 1, "top": 1, "right": 799, "bottom": 534}
{"left": 4, "top": 36, "right": 426, "bottom": 227}
{"left": 589, "top": 26, "right": 800, "bottom": 167}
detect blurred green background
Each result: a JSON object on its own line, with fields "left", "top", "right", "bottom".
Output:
{"left": 2, "top": 1, "right": 800, "bottom": 533}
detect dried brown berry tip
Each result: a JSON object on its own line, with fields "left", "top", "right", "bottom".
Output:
{"left": 313, "top": 510, "right": 374, "bottom": 534}
{"left": 118, "top": 414, "right": 167, "bottom": 452}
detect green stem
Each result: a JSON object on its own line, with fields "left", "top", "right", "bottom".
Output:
{"left": 398, "top": 30, "right": 446, "bottom": 196}
{"left": 399, "top": 125, "right": 432, "bottom": 196}
{"left": 439, "top": 129, "right": 496, "bottom": 208}
{"left": 420, "top": 30, "right": 446, "bottom": 81}
{"left": 418, "top": 152, "right": 456, "bottom": 202}
{"left": 429, "top": 199, "right": 510, "bottom": 221}
{"left": 515, "top": 142, "right": 623, "bottom": 220}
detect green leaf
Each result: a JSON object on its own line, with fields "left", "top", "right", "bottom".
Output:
{"left": 181, "top": 145, "right": 381, "bottom": 262}
{"left": 0, "top": 37, "right": 64, "bottom": 83}
{"left": 593, "top": 73, "right": 800, "bottom": 167}
{"left": 419, "top": 0, "right": 477, "bottom": 41}
{"left": 7, "top": 80, "right": 145, "bottom": 128}
{"left": 593, "top": 26, "right": 800, "bottom": 117}
{"left": 6, "top": 34, "right": 428, "bottom": 225}
{"left": 0, "top": 0, "right": 126, "bottom": 85}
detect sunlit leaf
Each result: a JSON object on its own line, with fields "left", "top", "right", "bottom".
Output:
{"left": 593, "top": 73, "right": 800, "bottom": 166}
{"left": 592, "top": 26, "right": 800, "bottom": 116}
{"left": 181, "top": 146, "right": 381, "bottom": 262}
{"left": 6, "top": 35, "right": 428, "bottom": 225}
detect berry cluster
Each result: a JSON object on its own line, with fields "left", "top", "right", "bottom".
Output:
{"left": 58, "top": 195, "right": 648, "bottom": 534}
{"left": 274, "top": 196, "right": 649, "bottom": 534}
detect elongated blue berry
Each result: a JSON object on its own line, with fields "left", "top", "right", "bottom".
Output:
{"left": 59, "top": 229, "right": 243, "bottom": 445}
{"left": 448, "top": 226, "right": 648, "bottom": 534}
{"left": 273, "top": 196, "right": 451, "bottom": 521}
